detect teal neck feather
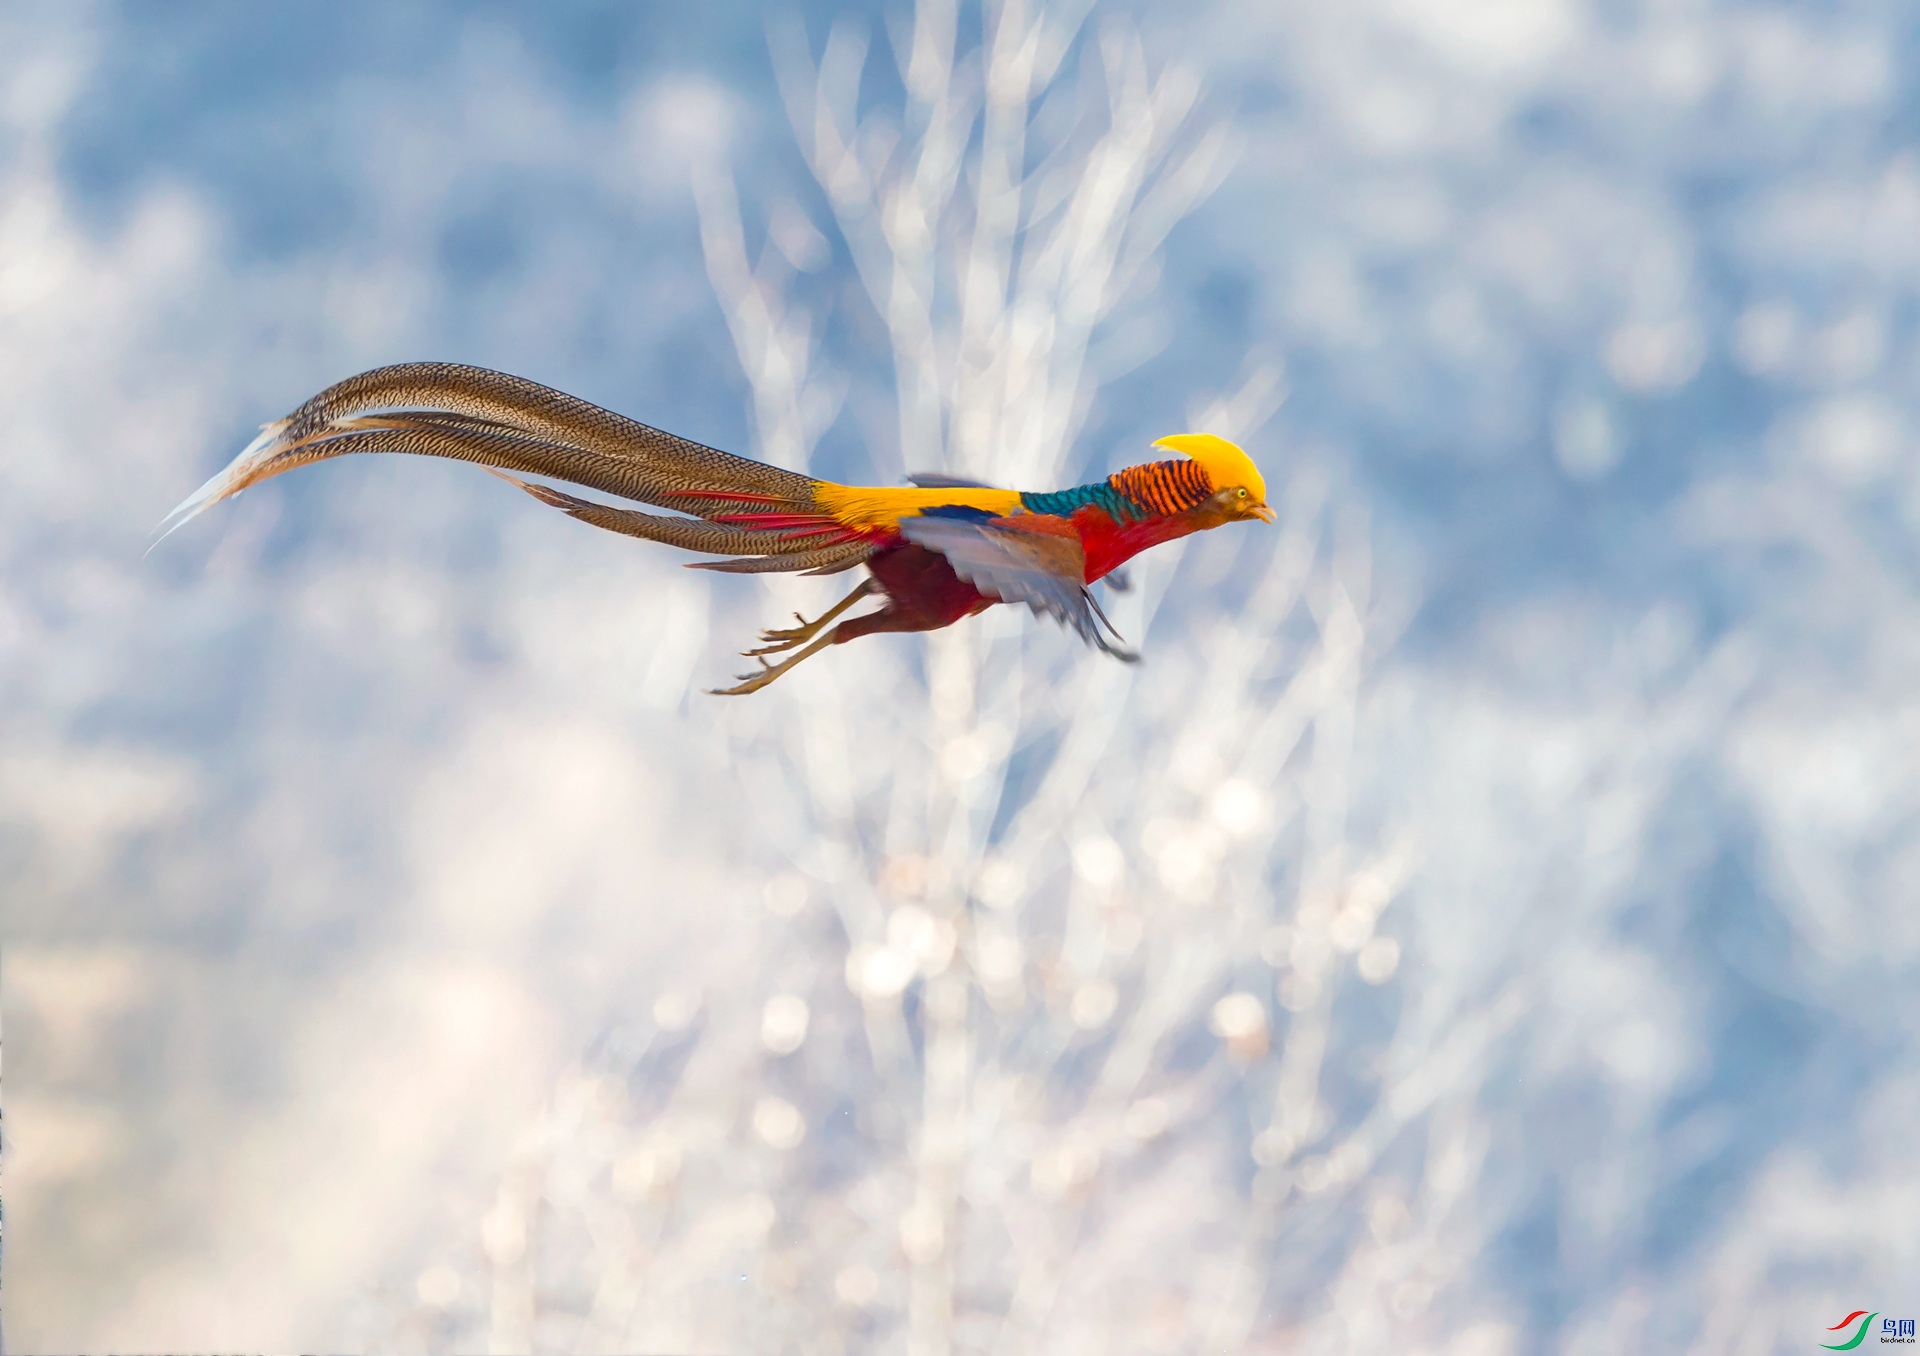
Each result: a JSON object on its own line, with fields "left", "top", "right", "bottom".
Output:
{"left": 1020, "top": 480, "right": 1150, "bottom": 522}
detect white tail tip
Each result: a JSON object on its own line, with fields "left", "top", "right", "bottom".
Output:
{"left": 148, "top": 419, "right": 291, "bottom": 556}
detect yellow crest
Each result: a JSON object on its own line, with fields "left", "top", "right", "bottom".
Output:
{"left": 1152, "top": 433, "right": 1266, "bottom": 503}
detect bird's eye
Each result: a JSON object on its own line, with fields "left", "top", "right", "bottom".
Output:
{"left": 1236, "top": 487, "right": 1248, "bottom": 498}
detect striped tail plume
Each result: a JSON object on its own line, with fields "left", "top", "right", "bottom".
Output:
{"left": 155, "top": 362, "right": 877, "bottom": 574}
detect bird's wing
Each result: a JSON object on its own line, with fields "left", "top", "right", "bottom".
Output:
{"left": 896, "top": 515, "right": 1137, "bottom": 660}
{"left": 906, "top": 473, "right": 1003, "bottom": 490}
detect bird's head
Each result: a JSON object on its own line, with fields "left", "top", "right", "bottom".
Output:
{"left": 1152, "top": 433, "right": 1274, "bottom": 523}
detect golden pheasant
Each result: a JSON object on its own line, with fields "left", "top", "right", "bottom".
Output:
{"left": 161, "top": 363, "right": 1273, "bottom": 693}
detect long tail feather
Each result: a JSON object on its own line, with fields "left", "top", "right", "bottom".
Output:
{"left": 484, "top": 470, "right": 870, "bottom": 565}
{"left": 156, "top": 363, "right": 827, "bottom": 543}
{"left": 686, "top": 544, "right": 878, "bottom": 574}
{"left": 268, "top": 363, "right": 816, "bottom": 510}
{"left": 157, "top": 421, "right": 672, "bottom": 543}
{"left": 797, "top": 551, "right": 876, "bottom": 576}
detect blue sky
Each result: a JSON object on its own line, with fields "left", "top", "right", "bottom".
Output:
{"left": 5, "top": 2, "right": 1919, "bottom": 1351}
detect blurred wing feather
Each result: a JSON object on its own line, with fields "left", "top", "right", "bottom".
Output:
{"left": 897, "top": 516, "right": 1137, "bottom": 660}
{"left": 906, "top": 473, "right": 1004, "bottom": 490}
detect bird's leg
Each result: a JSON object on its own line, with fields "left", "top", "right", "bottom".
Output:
{"left": 714, "top": 558, "right": 989, "bottom": 693}
{"left": 711, "top": 629, "right": 845, "bottom": 696}
{"left": 745, "top": 578, "right": 879, "bottom": 656}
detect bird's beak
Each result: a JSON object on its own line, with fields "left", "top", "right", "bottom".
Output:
{"left": 1253, "top": 503, "right": 1275, "bottom": 523}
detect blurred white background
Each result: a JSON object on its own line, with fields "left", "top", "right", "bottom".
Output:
{"left": 4, "top": 1, "right": 1917, "bottom": 1352}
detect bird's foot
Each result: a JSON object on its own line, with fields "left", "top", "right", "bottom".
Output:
{"left": 710, "top": 656, "right": 787, "bottom": 696}
{"left": 709, "top": 630, "right": 841, "bottom": 696}
{"left": 744, "top": 611, "right": 824, "bottom": 656}
{"left": 741, "top": 579, "right": 879, "bottom": 657}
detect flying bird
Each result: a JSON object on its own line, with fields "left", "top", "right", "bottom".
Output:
{"left": 161, "top": 363, "right": 1273, "bottom": 694}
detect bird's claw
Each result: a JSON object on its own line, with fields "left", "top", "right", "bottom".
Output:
{"left": 708, "top": 580, "right": 875, "bottom": 695}
{"left": 746, "top": 611, "right": 824, "bottom": 655}
{"left": 710, "top": 659, "right": 775, "bottom": 696}
{"left": 709, "top": 656, "right": 788, "bottom": 696}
